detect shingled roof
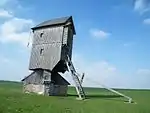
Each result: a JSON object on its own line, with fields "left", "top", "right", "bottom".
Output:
{"left": 32, "top": 16, "right": 76, "bottom": 34}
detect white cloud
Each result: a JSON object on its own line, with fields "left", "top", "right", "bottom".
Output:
{"left": 0, "top": 0, "right": 34, "bottom": 47}
{"left": 0, "top": 0, "right": 10, "bottom": 6}
{"left": 0, "top": 0, "right": 19, "bottom": 7}
{"left": 143, "top": 18, "right": 150, "bottom": 25}
{"left": 0, "top": 9, "right": 13, "bottom": 18}
{"left": 61, "top": 53, "right": 150, "bottom": 89}
{"left": 1, "top": 51, "right": 150, "bottom": 89}
{"left": 63, "top": 53, "right": 121, "bottom": 88}
{"left": 0, "top": 17, "right": 34, "bottom": 46}
{"left": 0, "top": 57, "right": 30, "bottom": 81}
{"left": 123, "top": 42, "right": 135, "bottom": 47}
{"left": 0, "top": 0, "right": 33, "bottom": 81}
{"left": 137, "top": 69, "right": 150, "bottom": 75}
{"left": 134, "top": 0, "right": 150, "bottom": 14}
{"left": 0, "top": 56, "right": 11, "bottom": 64}
{"left": 90, "top": 29, "right": 110, "bottom": 39}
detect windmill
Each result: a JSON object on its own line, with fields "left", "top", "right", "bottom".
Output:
{"left": 22, "top": 16, "right": 133, "bottom": 103}
{"left": 22, "top": 16, "right": 85, "bottom": 99}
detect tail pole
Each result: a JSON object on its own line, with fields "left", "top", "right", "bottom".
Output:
{"left": 86, "top": 78, "right": 133, "bottom": 103}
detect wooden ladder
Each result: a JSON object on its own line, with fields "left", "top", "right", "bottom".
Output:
{"left": 66, "top": 55, "right": 86, "bottom": 100}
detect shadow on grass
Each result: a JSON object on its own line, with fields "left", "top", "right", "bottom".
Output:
{"left": 67, "top": 94, "right": 122, "bottom": 99}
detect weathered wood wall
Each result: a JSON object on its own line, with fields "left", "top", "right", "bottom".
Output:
{"left": 32, "top": 26, "right": 63, "bottom": 45}
{"left": 29, "top": 26, "right": 63, "bottom": 71}
{"left": 61, "top": 25, "right": 73, "bottom": 60}
{"left": 22, "top": 70, "right": 69, "bottom": 96}
{"left": 23, "top": 70, "right": 43, "bottom": 85}
{"left": 49, "top": 85, "right": 68, "bottom": 96}
{"left": 29, "top": 23, "right": 74, "bottom": 71}
{"left": 67, "top": 26, "right": 73, "bottom": 59}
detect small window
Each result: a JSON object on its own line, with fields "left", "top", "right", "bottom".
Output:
{"left": 44, "top": 75, "right": 48, "bottom": 80}
{"left": 40, "top": 32, "right": 44, "bottom": 37}
{"left": 40, "top": 49, "right": 44, "bottom": 55}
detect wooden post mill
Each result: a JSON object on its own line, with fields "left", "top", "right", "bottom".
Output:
{"left": 22, "top": 16, "right": 86, "bottom": 99}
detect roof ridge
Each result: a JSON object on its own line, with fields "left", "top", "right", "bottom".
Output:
{"left": 32, "top": 16, "right": 72, "bottom": 30}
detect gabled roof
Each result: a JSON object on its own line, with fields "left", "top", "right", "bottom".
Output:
{"left": 31, "top": 16, "right": 76, "bottom": 34}
{"left": 21, "top": 71, "right": 35, "bottom": 81}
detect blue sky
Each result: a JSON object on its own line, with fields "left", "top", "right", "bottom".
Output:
{"left": 0, "top": 0, "right": 150, "bottom": 89}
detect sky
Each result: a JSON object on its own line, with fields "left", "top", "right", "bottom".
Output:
{"left": 0, "top": 0, "right": 150, "bottom": 89}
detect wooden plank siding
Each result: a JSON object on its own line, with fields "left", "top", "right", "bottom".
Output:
{"left": 60, "top": 26, "right": 74, "bottom": 60}
{"left": 67, "top": 26, "right": 74, "bottom": 59}
{"left": 62, "top": 27, "right": 68, "bottom": 45}
{"left": 32, "top": 26, "right": 63, "bottom": 45}
{"left": 60, "top": 27, "right": 68, "bottom": 61}
{"left": 29, "top": 43, "right": 62, "bottom": 70}
{"left": 29, "top": 24, "right": 74, "bottom": 71}
{"left": 22, "top": 70, "right": 43, "bottom": 85}
{"left": 29, "top": 26, "right": 64, "bottom": 70}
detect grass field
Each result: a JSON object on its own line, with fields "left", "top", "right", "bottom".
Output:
{"left": 0, "top": 81, "right": 150, "bottom": 113}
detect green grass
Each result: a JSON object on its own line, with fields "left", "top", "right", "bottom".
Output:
{"left": 0, "top": 81, "right": 150, "bottom": 113}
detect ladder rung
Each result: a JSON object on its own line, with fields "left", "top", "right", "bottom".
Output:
{"left": 66, "top": 55, "right": 85, "bottom": 99}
